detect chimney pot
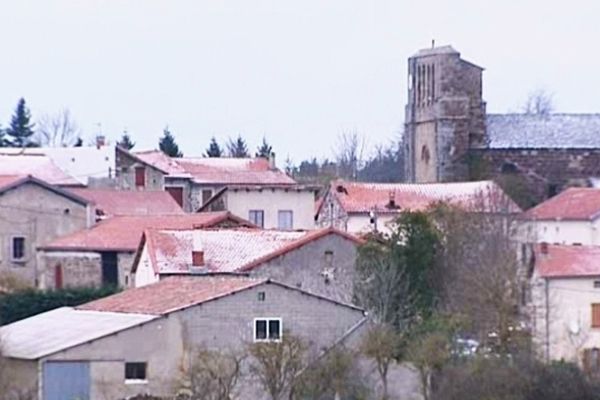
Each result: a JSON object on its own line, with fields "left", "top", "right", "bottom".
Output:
{"left": 96, "top": 135, "right": 106, "bottom": 149}
{"left": 268, "top": 152, "right": 276, "bottom": 170}
{"left": 192, "top": 250, "right": 205, "bottom": 267}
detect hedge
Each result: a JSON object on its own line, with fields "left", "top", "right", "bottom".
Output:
{"left": 0, "top": 285, "right": 120, "bottom": 325}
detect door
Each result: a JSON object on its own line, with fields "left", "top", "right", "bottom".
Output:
{"left": 166, "top": 186, "right": 184, "bottom": 208}
{"left": 43, "top": 361, "right": 90, "bottom": 400}
{"left": 101, "top": 252, "right": 119, "bottom": 286}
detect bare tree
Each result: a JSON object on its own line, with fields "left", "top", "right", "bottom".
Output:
{"left": 178, "top": 347, "right": 245, "bottom": 400}
{"left": 334, "top": 131, "right": 367, "bottom": 180}
{"left": 407, "top": 331, "right": 451, "bottom": 400}
{"left": 36, "top": 109, "right": 81, "bottom": 147}
{"left": 522, "top": 89, "right": 554, "bottom": 116}
{"left": 360, "top": 324, "right": 402, "bottom": 400}
{"left": 429, "top": 186, "right": 524, "bottom": 355}
{"left": 248, "top": 334, "right": 306, "bottom": 400}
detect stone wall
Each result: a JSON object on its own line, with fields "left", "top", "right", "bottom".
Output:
{"left": 40, "top": 251, "right": 102, "bottom": 289}
{"left": 115, "top": 148, "right": 165, "bottom": 191}
{"left": 250, "top": 233, "right": 359, "bottom": 303}
{"left": 0, "top": 183, "right": 90, "bottom": 287}
{"left": 475, "top": 148, "right": 600, "bottom": 206}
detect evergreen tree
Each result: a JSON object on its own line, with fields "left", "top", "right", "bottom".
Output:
{"left": 118, "top": 132, "right": 135, "bottom": 150}
{"left": 159, "top": 126, "right": 183, "bottom": 157}
{"left": 226, "top": 135, "right": 250, "bottom": 158}
{"left": 0, "top": 125, "right": 6, "bottom": 147}
{"left": 255, "top": 136, "right": 273, "bottom": 158}
{"left": 6, "top": 98, "right": 37, "bottom": 147}
{"left": 205, "top": 136, "right": 223, "bottom": 157}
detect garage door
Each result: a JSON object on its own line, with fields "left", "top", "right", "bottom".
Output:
{"left": 43, "top": 361, "right": 90, "bottom": 400}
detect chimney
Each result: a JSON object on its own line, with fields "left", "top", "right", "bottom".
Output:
{"left": 192, "top": 250, "right": 205, "bottom": 267}
{"left": 95, "top": 135, "right": 106, "bottom": 149}
{"left": 191, "top": 231, "right": 205, "bottom": 267}
{"left": 387, "top": 191, "right": 397, "bottom": 209}
{"left": 540, "top": 242, "right": 549, "bottom": 255}
{"left": 268, "top": 152, "right": 276, "bottom": 170}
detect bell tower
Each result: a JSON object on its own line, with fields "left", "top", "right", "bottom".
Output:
{"left": 404, "top": 45, "right": 486, "bottom": 182}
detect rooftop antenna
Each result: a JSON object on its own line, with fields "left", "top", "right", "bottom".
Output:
{"left": 431, "top": 39, "right": 435, "bottom": 48}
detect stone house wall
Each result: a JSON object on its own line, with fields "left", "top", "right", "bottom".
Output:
{"left": 0, "top": 183, "right": 91, "bottom": 287}
{"left": 38, "top": 282, "right": 366, "bottom": 400}
{"left": 250, "top": 233, "right": 359, "bottom": 303}
{"left": 115, "top": 148, "right": 165, "bottom": 191}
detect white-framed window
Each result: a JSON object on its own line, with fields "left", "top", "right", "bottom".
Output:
{"left": 11, "top": 236, "right": 26, "bottom": 262}
{"left": 277, "top": 210, "right": 293, "bottom": 230}
{"left": 249, "top": 210, "right": 265, "bottom": 228}
{"left": 125, "top": 362, "right": 147, "bottom": 383}
{"left": 254, "top": 318, "right": 282, "bottom": 342}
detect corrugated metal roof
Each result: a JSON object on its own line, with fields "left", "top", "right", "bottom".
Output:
{"left": 487, "top": 113, "right": 600, "bottom": 149}
{"left": 0, "top": 307, "right": 157, "bottom": 360}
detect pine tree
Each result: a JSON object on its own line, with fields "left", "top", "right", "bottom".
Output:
{"left": 159, "top": 126, "right": 183, "bottom": 157}
{"left": 255, "top": 136, "right": 273, "bottom": 158}
{"left": 226, "top": 135, "right": 249, "bottom": 158}
{"left": 0, "top": 125, "right": 6, "bottom": 147}
{"left": 205, "top": 136, "right": 223, "bottom": 157}
{"left": 118, "top": 132, "right": 135, "bottom": 150}
{"left": 6, "top": 98, "right": 37, "bottom": 147}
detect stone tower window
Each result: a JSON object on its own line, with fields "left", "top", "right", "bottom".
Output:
{"left": 421, "top": 145, "right": 431, "bottom": 164}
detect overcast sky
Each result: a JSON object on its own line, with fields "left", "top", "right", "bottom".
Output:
{"left": 1, "top": 0, "right": 599, "bottom": 162}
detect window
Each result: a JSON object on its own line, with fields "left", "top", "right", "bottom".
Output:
{"left": 249, "top": 210, "right": 265, "bottom": 228}
{"left": 254, "top": 318, "right": 282, "bottom": 342}
{"left": 278, "top": 210, "right": 293, "bottom": 230}
{"left": 257, "top": 291, "right": 266, "bottom": 302}
{"left": 594, "top": 281, "right": 600, "bottom": 289}
{"left": 592, "top": 304, "right": 600, "bottom": 328}
{"left": 135, "top": 167, "right": 145, "bottom": 187}
{"left": 584, "top": 348, "right": 600, "bottom": 372}
{"left": 11, "top": 237, "right": 25, "bottom": 261}
{"left": 202, "top": 189, "right": 213, "bottom": 205}
{"left": 125, "top": 362, "right": 147, "bottom": 382}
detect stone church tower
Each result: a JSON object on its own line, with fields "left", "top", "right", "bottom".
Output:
{"left": 404, "top": 46, "right": 486, "bottom": 183}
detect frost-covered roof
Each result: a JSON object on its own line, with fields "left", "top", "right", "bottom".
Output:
{"left": 487, "top": 114, "right": 600, "bottom": 149}
{"left": 0, "top": 307, "right": 157, "bottom": 360}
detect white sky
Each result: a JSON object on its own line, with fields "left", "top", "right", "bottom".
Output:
{"left": 1, "top": 0, "right": 599, "bottom": 162}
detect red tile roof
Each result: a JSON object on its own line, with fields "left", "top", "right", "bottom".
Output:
{"left": 78, "top": 275, "right": 265, "bottom": 315}
{"left": 0, "top": 175, "right": 28, "bottom": 191}
{"left": 535, "top": 244, "right": 600, "bottom": 278}
{"left": 40, "top": 212, "right": 253, "bottom": 252}
{"left": 68, "top": 188, "right": 184, "bottom": 217}
{"left": 140, "top": 227, "right": 363, "bottom": 275}
{"left": 525, "top": 188, "right": 600, "bottom": 221}
{"left": 320, "top": 179, "right": 521, "bottom": 215}
{"left": 134, "top": 151, "right": 296, "bottom": 185}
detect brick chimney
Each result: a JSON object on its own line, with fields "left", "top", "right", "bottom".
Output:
{"left": 191, "top": 231, "right": 205, "bottom": 269}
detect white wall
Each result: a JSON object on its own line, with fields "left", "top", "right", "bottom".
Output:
{"left": 132, "top": 244, "right": 158, "bottom": 288}
{"left": 524, "top": 220, "right": 597, "bottom": 245}
{"left": 225, "top": 189, "right": 316, "bottom": 230}
{"left": 346, "top": 214, "right": 396, "bottom": 235}
{"left": 531, "top": 274, "right": 600, "bottom": 364}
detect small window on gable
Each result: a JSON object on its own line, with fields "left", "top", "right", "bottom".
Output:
{"left": 421, "top": 145, "right": 430, "bottom": 164}
{"left": 257, "top": 291, "right": 266, "bottom": 302}
{"left": 254, "top": 318, "right": 282, "bottom": 342}
{"left": 324, "top": 250, "right": 334, "bottom": 266}
{"left": 125, "top": 362, "right": 147, "bottom": 382}
{"left": 594, "top": 281, "right": 600, "bottom": 289}
{"left": 11, "top": 237, "right": 26, "bottom": 262}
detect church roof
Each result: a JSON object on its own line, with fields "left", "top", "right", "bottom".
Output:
{"left": 487, "top": 113, "right": 600, "bottom": 149}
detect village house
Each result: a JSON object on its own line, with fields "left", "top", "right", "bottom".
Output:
{"left": 0, "top": 175, "right": 94, "bottom": 286}
{"left": 315, "top": 179, "right": 520, "bottom": 234}
{"left": 133, "top": 226, "right": 362, "bottom": 303}
{"left": 529, "top": 243, "right": 600, "bottom": 370}
{"left": 521, "top": 187, "right": 600, "bottom": 245}
{"left": 131, "top": 150, "right": 317, "bottom": 229}
{"left": 37, "top": 212, "right": 252, "bottom": 289}
{"left": 0, "top": 275, "right": 369, "bottom": 400}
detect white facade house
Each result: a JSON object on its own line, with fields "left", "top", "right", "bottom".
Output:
{"left": 530, "top": 244, "right": 600, "bottom": 370}
{"left": 199, "top": 185, "right": 317, "bottom": 230}
{"left": 522, "top": 188, "right": 600, "bottom": 245}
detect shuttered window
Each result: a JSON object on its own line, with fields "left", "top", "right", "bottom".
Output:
{"left": 592, "top": 304, "right": 600, "bottom": 328}
{"left": 135, "top": 167, "right": 145, "bottom": 187}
